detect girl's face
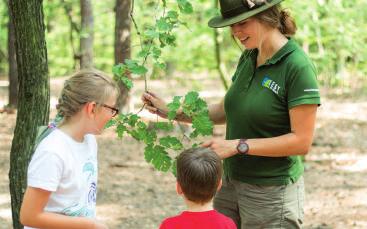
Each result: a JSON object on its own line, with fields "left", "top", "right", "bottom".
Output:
{"left": 92, "top": 94, "right": 118, "bottom": 135}
{"left": 230, "top": 18, "right": 266, "bottom": 49}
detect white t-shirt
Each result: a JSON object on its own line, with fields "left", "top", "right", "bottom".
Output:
{"left": 25, "top": 129, "right": 98, "bottom": 229}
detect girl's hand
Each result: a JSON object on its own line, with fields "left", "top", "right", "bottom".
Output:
{"left": 202, "top": 139, "right": 238, "bottom": 159}
{"left": 141, "top": 91, "right": 168, "bottom": 119}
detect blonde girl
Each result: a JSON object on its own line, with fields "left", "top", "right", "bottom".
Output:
{"left": 20, "top": 69, "right": 119, "bottom": 229}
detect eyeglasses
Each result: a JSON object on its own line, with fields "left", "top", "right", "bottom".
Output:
{"left": 101, "top": 104, "right": 119, "bottom": 117}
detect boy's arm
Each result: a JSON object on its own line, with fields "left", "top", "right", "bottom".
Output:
{"left": 20, "top": 187, "right": 107, "bottom": 229}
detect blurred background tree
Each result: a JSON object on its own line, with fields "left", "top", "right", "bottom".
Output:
{"left": 0, "top": 0, "right": 366, "bottom": 96}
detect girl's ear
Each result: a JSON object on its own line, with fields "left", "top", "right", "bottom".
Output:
{"left": 85, "top": 101, "right": 97, "bottom": 117}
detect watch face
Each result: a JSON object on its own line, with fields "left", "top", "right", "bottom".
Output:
{"left": 238, "top": 143, "right": 248, "bottom": 153}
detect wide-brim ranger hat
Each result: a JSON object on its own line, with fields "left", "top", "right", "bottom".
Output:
{"left": 208, "top": 0, "right": 284, "bottom": 28}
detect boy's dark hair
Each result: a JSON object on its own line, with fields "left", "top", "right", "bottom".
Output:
{"left": 177, "top": 147, "right": 222, "bottom": 204}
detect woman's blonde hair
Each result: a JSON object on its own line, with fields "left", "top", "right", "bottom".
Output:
{"left": 56, "top": 69, "right": 119, "bottom": 120}
{"left": 255, "top": 5, "right": 297, "bottom": 36}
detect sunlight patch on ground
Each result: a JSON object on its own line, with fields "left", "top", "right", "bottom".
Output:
{"left": 0, "top": 81, "right": 8, "bottom": 87}
{"left": 0, "top": 194, "right": 10, "bottom": 206}
{"left": 307, "top": 152, "right": 360, "bottom": 162}
{"left": 307, "top": 152, "right": 367, "bottom": 172}
{"left": 318, "top": 99, "right": 367, "bottom": 122}
{"left": 0, "top": 194, "right": 11, "bottom": 222}
{"left": 334, "top": 155, "right": 367, "bottom": 172}
{"left": 0, "top": 209, "right": 11, "bottom": 221}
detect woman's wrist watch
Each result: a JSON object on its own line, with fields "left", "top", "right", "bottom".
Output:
{"left": 236, "top": 139, "right": 249, "bottom": 155}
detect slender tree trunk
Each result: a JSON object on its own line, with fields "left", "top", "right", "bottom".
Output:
{"left": 80, "top": 0, "right": 94, "bottom": 69}
{"left": 61, "top": 0, "right": 80, "bottom": 70}
{"left": 114, "top": 0, "right": 131, "bottom": 110}
{"left": 213, "top": 0, "right": 228, "bottom": 90}
{"left": 8, "top": 1, "right": 49, "bottom": 228}
{"left": 7, "top": 0, "right": 18, "bottom": 108}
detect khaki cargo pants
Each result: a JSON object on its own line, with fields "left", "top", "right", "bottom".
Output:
{"left": 214, "top": 176, "right": 305, "bottom": 229}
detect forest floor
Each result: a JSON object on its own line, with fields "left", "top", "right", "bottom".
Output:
{"left": 0, "top": 76, "right": 366, "bottom": 229}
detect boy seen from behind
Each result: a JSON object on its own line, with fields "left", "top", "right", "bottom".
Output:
{"left": 160, "top": 147, "right": 236, "bottom": 229}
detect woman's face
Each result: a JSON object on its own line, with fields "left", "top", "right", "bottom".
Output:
{"left": 230, "top": 18, "right": 265, "bottom": 49}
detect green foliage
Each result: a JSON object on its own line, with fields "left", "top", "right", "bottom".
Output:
{"left": 1, "top": 0, "right": 365, "bottom": 88}
{"left": 0, "top": 2, "right": 8, "bottom": 73}
{"left": 109, "top": 104, "right": 213, "bottom": 173}
{"left": 108, "top": 0, "right": 216, "bottom": 175}
{"left": 167, "top": 96, "right": 182, "bottom": 120}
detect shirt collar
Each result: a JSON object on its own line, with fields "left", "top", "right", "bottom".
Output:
{"left": 248, "top": 38, "right": 298, "bottom": 67}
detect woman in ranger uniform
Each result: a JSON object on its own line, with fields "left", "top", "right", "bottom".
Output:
{"left": 142, "top": 0, "right": 321, "bottom": 228}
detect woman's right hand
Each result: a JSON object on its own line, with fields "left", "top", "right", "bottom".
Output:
{"left": 141, "top": 91, "right": 169, "bottom": 119}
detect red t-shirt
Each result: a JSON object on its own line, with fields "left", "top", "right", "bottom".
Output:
{"left": 159, "top": 210, "right": 236, "bottom": 229}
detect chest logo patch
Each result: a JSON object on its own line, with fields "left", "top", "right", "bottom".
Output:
{"left": 262, "top": 76, "right": 280, "bottom": 95}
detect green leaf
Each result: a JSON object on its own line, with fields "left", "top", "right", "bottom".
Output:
{"left": 137, "top": 121, "right": 147, "bottom": 129}
{"left": 159, "top": 136, "right": 183, "bottom": 150}
{"left": 154, "top": 61, "right": 166, "bottom": 70}
{"left": 142, "top": 130, "right": 157, "bottom": 145}
{"left": 104, "top": 119, "right": 116, "bottom": 129}
{"left": 159, "top": 33, "right": 176, "bottom": 47}
{"left": 152, "top": 46, "right": 162, "bottom": 59}
{"left": 137, "top": 47, "right": 151, "bottom": 58}
{"left": 144, "top": 144, "right": 155, "bottom": 162}
{"left": 184, "top": 91, "right": 199, "bottom": 105}
{"left": 129, "top": 65, "right": 148, "bottom": 75}
{"left": 167, "top": 10, "right": 179, "bottom": 21}
{"left": 128, "top": 129, "right": 142, "bottom": 141}
{"left": 154, "top": 122, "right": 174, "bottom": 131}
{"left": 127, "top": 114, "right": 140, "bottom": 127}
{"left": 144, "top": 29, "right": 160, "bottom": 39}
{"left": 177, "top": 0, "right": 193, "bottom": 14}
{"left": 171, "top": 159, "right": 177, "bottom": 177}
{"left": 191, "top": 142, "right": 199, "bottom": 148}
{"left": 182, "top": 91, "right": 209, "bottom": 116}
{"left": 144, "top": 145, "right": 172, "bottom": 172}
{"left": 120, "top": 77, "right": 133, "bottom": 90}
{"left": 192, "top": 113, "right": 213, "bottom": 136}
{"left": 161, "top": 0, "right": 167, "bottom": 7}
{"left": 116, "top": 124, "right": 127, "bottom": 138}
{"left": 167, "top": 96, "right": 182, "bottom": 120}
{"left": 157, "top": 18, "right": 171, "bottom": 32}
{"left": 112, "top": 64, "right": 126, "bottom": 77}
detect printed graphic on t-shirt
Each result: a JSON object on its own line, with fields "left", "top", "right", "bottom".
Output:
{"left": 262, "top": 76, "right": 281, "bottom": 95}
{"left": 61, "top": 160, "right": 97, "bottom": 217}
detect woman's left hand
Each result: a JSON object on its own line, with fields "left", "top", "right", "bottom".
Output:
{"left": 202, "top": 139, "right": 238, "bottom": 159}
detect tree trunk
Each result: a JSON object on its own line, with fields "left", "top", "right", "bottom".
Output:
{"left": 114, "top": 0, "right": 131, "bottom": 110}
{"left": 7, "top": 0, "right": 18, "bottom": 108}
{"left": 8, "top": 1, "right": 50, "bottom": 228}
{"left": 213, "top": 0, "right": 228, "bottom": 90}
{"left": 61, "top": 0, "right": 80, "bottom": 70}
{"left": 80, "top": 0, "right": 94, "bottom": 69}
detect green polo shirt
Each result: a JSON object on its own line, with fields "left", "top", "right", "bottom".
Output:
{"left": 224, "top": 39, "right": 321, "bottom": 185}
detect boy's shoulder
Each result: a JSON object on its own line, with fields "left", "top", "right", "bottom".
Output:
{"left": 160, "top": 210, "right": 236, "bottom": 229}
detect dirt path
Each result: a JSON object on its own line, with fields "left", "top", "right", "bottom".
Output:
{"left": 0, "top": 78, "right": 366, "bottom": 228}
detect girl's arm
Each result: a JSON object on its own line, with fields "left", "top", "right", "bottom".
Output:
{"left": 20, "top": 187, "right": 107, "bottom": 229}
{"left": 202, "top": 104, "right": 318, "bottom": 158}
